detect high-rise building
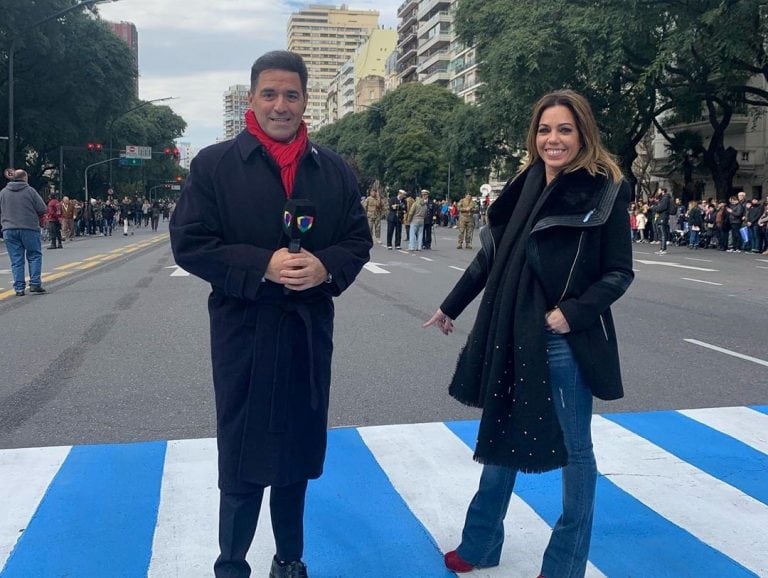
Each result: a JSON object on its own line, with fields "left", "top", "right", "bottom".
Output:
{"left": 105, "top": 21, "right": 139, "bottom": 95}
{"left": 391, "top": 0, "right": 481, "bottom": 102}
{"left": 287, "top": 4, "right": 379, "bottom": 130}
{"left": 222, "top": 85, "right": 249, "bottom": 140}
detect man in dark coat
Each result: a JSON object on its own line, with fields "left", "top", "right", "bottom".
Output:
{"left": 169, "top": 50, "right": 371, "bottom": 578}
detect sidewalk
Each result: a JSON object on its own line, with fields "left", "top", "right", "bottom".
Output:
{"left": 1, "top": 406, "right": 766, "bottom": 577}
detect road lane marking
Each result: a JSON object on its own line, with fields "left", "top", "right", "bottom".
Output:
{"left": 54, "top": 262, "right": 84, "bottom": 270}
{"left": 757, "top": 266, "right": 768, "bottom": 270}
{"left": 680, "top": 277, "right": 723, "bottom": 286}
{"left": 76, "top": 261, "right": 102, "bottom": 270}
{"left": 684, "top": 257, "right": 713, "bottom": 262}
{"left": 42, "top": 271, "right": 72, "bottom": 282}
{"left": 164, "top": 265, "right": 190, "bottom": 277}
{"left": 419, "top": 256, "right": 434, "bottom": 262}
{"left": 685, "top": 338, "right": 768, "bottom": 368}
{"left": 363, "top": 262, "right": 390, "bottom": 274}
{"left": 635, "top": 259, "right": 718, "bottom": 272}
{"left": 83, "top": 254, "right": 107, "bottom": 262}
{"left": 449, "top": 266, "right": 465, "bottom": 272}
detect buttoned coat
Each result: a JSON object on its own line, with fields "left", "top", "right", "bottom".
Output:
{"left": 170, "top": 131, "right": 371, "bottom": 491}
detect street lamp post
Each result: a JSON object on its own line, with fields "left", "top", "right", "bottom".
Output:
{"left": 107, "top": 96, "right": 176, "bottom": 187}
{"left": 6, "top": 0, "right": 121, "bottom": 169}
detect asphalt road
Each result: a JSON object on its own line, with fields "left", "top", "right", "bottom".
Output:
{"left": 0, "top": 223, "right": 765, "bottom": 450}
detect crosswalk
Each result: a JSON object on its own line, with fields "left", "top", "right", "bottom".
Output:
{"left": 1, "top": 406, "right": 766, "bottom": 577}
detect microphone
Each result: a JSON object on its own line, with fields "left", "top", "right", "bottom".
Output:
{"left": 282, "top": 199, "right": 316, "bottom": 253}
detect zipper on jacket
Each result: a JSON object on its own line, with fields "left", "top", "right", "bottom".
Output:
{"left": 557, "top": 231, "right": 584, "bottom": 304}
{"left": 599, "top": 313, "right": 609, "bottom": 340}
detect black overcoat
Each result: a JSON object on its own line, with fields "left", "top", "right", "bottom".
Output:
{"left": 170, "top": 131, "right": 371, "bottom": 491}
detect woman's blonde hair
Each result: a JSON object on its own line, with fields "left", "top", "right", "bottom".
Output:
{"left": 520, "top": 90, "right": 623, "bottom": 182}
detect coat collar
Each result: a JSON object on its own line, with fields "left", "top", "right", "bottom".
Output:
{"left": 235, "top": 130, "right": 321, "bottom": 167}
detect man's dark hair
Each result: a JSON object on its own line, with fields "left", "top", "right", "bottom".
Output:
{"left": 250, "top": 51, "right": 308, "bottom": 94}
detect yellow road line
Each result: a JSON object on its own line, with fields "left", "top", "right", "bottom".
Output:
{"left": 55, "top": 262, "right": 84, "bottom": 271}
{"left": 76, "top": 261, "right": 102, "bottom": 270}
{"left": 83, "top": 254, "right": 108, "bottom": 262}
{"left": 42, "top": 271, "right": 72, "bottom": 282}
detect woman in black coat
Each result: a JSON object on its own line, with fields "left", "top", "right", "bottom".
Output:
{"left": 424, "top": 90, "right": 633, "bottom": 578}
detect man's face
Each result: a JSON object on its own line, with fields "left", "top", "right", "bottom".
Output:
{"left": 738, "top": 192, "right": 746, "bottom": 202}
{"left": 248, "top": 69, "right": 307, "bottom": 142}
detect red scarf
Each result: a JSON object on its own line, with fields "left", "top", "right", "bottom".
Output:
{"left": 245, "top": 109, "right": 308, "bottom": 198}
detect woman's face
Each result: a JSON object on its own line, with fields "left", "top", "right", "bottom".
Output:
{"left": 536, "top": 105, "right": 581, "bottom": 183}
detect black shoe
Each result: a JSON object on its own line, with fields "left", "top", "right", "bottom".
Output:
{"left": 28, "top": 285, "right": 46, "bottom": 294}
{"left": 269, "top": 556, "right": 308, "bottom": 578}
{"left": 15, "top": 290, "right": 24, "bottom": 297}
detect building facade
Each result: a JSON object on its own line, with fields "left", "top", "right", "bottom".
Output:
{"left": 287, "top": 4, "right": 379, "bottom": 130}
{"left": 105, "top": 20, "right": 139, "bottom": 96}
{"left": 222, "top": 85, "right": 249, "bottom": 140}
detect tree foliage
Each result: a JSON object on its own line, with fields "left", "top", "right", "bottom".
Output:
{"left": 0, "top": 1, "right": 187, "bottom": 197}
{"left": 314, "top": 83, "right": 493, "bottom": 199}
{"left": 455, "top": 0, "right": 768, "bottom": 198}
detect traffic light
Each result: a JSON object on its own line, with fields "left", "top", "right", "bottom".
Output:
{"left": 175, "top": 175, "right": 182, "bottom": 182}
{"left": 86, "top": 142, "right": 103, "bottom": 152}
{"left": 164, "top": 147, "right": 180, "bottom": 162}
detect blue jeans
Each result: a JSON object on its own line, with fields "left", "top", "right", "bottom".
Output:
{"left": 456, "top": 333, "right": 596, "bottom": 578}
{"left": 2, "top": 228, "right": 43, "bottom": 292}
{"left": 409, "top": 222, "right": 424, "bottom": 250}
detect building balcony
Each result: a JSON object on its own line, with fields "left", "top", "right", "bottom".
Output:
{"left": 398, "top": 9, "right": 417, "bottom": 32}
{"left": 417, "top": 11, "right": 452, "bottom": 38}
{"left": 398, "top": 63, "right": 417, "bottom": 82}
{"left": 397, "top": 0, "right": 417, "bottom": 18}
{"left": 419, "top": 68, "right": 450, "bottom": 85}
{"left": 417, "top": 31, "right": 451, "bottom": 56}
{"left": 397, "top": 28, "right": 417, "bottom": 51}
{"left": 417, "top": 49, "right": 451, "bottom": 74}
{"left": 397, "top": 45, "right": 417, "bottom": 65}
{"left": 417, "top": 0, "right": 451, "bottom": 21}
{"left": 664, "top": 113, "right": 751, "bottom": 137}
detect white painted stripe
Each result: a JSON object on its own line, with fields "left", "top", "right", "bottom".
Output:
{"left": 397, "top": 249, "right": 410, "bottom": 255}
{"left": 756, "top": 259, "right": 768, "bottom": 263}
{"left": 679, "top": 407, "right": 768, "bottom": 455}
{"left": 680, "top": 277, "right": 723, "bottom": 286}
{"left": 450, "top": 266, "right": 465, "bottom": 272}
{"left": 362, "top": 262, "right": 390, "bottom": 274}
{"left": 0, "top": 445, "right": 71, "bottom": 568}
{"left": 685, "top": 338, "right": 768, "bottom": 368}
{"left": 756, "top": 266, "right": 768, "bottom": 270}
{"left": 684, "top": 257, "right": 713, "bottom": 262}
{"left": 634, "top": 259, "right": 718, "bottom": 272}
{"left": 148, "top": 438, "right": 274, "bottom": 578}
{"left": 359, "top": 422, "right": 606, "bottom": 578}
{"left": 420, "top": 256, "right": 434, "bottom": 262}
{"left": 593, "top": 416, "right": 768, "bottom": 575}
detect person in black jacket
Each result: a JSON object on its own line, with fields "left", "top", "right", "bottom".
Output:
{"left": 170, "top": 51, "right": 371, "bottom": 578}
{"left": 386, "top": 189, "right": 407, "bottom": 249}
{"left": 424, "top": 90, "right": 633, "bottom": 578}
{"left": 651, "top": 187, "right": 673, "bottom": 254}
{"left": 745, "top": 197, "right": 764, "bottom": 253}
{"left": 686, "top": 200, "right": 704, "bottom": 249}
{"left": 726, "top": 195, "right": 745, "bottom": 251}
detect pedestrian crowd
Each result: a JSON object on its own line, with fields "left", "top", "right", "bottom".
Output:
{"left": 629, "top": 188, "right": 768, "bottom": 255}
{"left": 1, "top": 169, "right": 177, "bottom": 296}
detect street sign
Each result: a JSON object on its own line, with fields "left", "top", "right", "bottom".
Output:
{"left": 125, "top": 145, "right": 152, "bottom": 159}
{"left": 119, "top": 156, "right": 143, "bottom": 166}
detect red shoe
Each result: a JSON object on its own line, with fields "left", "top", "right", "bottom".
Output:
{"left": 444, "top": 550, "right": 474, "bottom": 573}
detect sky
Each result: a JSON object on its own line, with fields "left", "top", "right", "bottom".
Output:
{"left": 97, "top": 0, "right": 402, "bottom": 151}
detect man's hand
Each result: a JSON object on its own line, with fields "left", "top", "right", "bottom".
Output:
{"left": 266, "top": 248, "right": 328, "bottom": 291}
{"left": 423, "top": 308, "right": 454, "bottom": 335}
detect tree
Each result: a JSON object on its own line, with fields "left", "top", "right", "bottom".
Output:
{"left": 0, "top": 2, "right": 138, "bottom": 188}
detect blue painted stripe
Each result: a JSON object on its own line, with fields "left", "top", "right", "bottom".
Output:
{"left": 606, "top": 410, "right": 768, "bottom": 505}
{"left": 305, "top": 428, "right": 453, "bottom": 577}
{"left": 1, "top": 441, "right": 166, "bottom": 578}
{"left": 750, "top": 405, "right": 768, "bottom": 416}
{"left": 446, "top": 420, "right": 755, "bottom": 578}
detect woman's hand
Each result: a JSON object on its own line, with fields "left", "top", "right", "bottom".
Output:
{"left": 423, "top": 308, "right": 455, "bottom": 335}
{"left": 545, "top": 307, "right": 571, "bottom": 334}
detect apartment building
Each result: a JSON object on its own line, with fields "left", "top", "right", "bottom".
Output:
{"left": 105, "top": 21, "right": 139, "bottom": 96}
{"left": 287, "top": 4, "right": 379, "bottom": 130}
{"left": 222, "top": 85, "right": 249, "bottom": 140}
{"left": 393, "top": 0, "right": 481, "bottom": 101}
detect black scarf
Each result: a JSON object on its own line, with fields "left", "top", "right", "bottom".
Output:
{"left": 449, "top": 161, "right": 568, "bottom": 473}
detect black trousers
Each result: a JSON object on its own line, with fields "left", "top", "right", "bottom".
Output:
{"left": 47, "top": 221, "right": 62, "bottom": 248}
{"left": 423, "top": 224, "right": 433, "bottom": 248}
{"left": 214, "top": 480, "right": 308, "bottom": 578}
{"left": 386, "top": 220, "right": 402, "bottom": 248}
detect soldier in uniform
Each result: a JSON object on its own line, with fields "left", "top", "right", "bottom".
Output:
{"left": 457, "top": 192, "right": 477, "bottom": 249}
{"left": 362, "top": 188, "right": 385, "bottom": 244}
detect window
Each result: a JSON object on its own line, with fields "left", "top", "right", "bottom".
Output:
{"left": 741, "top": 151, "right": 750, "bottom": 162}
